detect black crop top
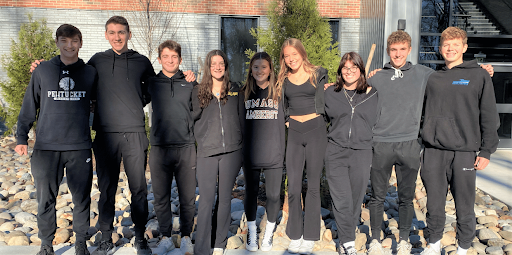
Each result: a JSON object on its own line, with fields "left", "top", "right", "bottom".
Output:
{"left": 284, "top": 78, "right": 316, "bottom": 115}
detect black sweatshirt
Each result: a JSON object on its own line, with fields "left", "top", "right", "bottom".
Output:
{"left": 421, "top": 60, "right": 499, "bottom": 159}
{"left": 192, "top": 83, "right": 243, "bottom": 158}
{"left": 88, "top": 49, "right": 155, "bottom": 133}
{"left": 325, "top": 86, "right": 378, "bottom": 150}
{"left": 148, "top": 71, "right": 197, "bottom": 147}
{"left": 240, "top": 87, "right": 286, "bottom": 169}
{"left": 17, "top": 56, "right": 97, "bottom": 151}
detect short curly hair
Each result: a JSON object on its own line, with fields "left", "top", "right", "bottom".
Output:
{"left": 441, "top": 26, "right": 467, "bottom": 45}
{"left": 387, "top": 30, "right": 411, "bottom": 52}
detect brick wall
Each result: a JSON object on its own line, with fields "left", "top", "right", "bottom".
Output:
{"left": 0, "top": 0, "right": 360, "bottom": 18}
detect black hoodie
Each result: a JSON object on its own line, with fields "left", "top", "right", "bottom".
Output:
{"left": 421, "top": 60, "right": 499, "bottom": 159}
{"left": 88, "top": 49, "right": 155, "bottom": 132}
{"left": 148, "top": 71, "right": 197, "bottom": 146}
{"left": 17, "top": 56, "right": 97, "bottom": 151}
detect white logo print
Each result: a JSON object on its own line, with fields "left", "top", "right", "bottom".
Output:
{"left": 62, "top": 70, "right": 69, "bottom": 74}
{"left": 47, "top": 76, "right": 87, "bottom": 101}
{"left": 86, "top": 158, "right": 91, "bottom": 163}
{"left": 59, "top": 77, "right": 75, "bottom": 91}
{"left": 181, "top": 84, "right": 186, "bottom": 87}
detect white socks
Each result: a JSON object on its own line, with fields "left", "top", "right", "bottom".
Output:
{"left": 264, "top": 221, "right": 276, "bottom": 236}
{"left": 343, "top": 241, "right": 355, "bottom": 248}
{"left": 429, "top": 240, "right": 441, "bottom": 252}
{"left": 457, "top": 247, "right": 468, "bottom": 255}
{"left": 247, "top": 220, "right": 257, "bottom": 232}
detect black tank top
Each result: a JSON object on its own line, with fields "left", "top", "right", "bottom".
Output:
{"left": 284, "top": 78, "right": 316, "bottom": 115}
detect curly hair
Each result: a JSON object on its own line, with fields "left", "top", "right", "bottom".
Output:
{"left": 242, "top": 52, "right": 278, "bottom": 102}
{"left": 335, "top": 52, "right": 368, "bottom": 93}
{"left": 441, "top": 26, "right": 467, "bottom": 45}
{"left": 386, "top": 30, "right": 411, "bottom": 52}
{"left": 198, "top": 50, "right": 230, "bottom": 108}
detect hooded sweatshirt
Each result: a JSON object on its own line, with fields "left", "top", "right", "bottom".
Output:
{"left": 88, "top": 49, "right": 155, "bottom": 133}
{"left": 148, "top": 71, "right": 197, "bottom": 147}
{"left": 17, "top": 56, "right": 97, "bottom": 151}
{"left": 421, "top": 60, "right": 499, "bottom": 159}
{"left": 368, "top": 62, "right": 434, "bottom": 142}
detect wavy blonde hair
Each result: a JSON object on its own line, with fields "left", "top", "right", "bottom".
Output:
{"left": 242, "top": 52, "right": 278, "bottom": 102}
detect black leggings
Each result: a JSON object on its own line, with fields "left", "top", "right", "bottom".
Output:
{"left": 285, "top": 117, "right": 327, "bottom": 241}
{"left": 243, "top": 166, "right": 283, "bottom": 223}
{"left": 194, "top": 149, "right": 243, "bottom": 255}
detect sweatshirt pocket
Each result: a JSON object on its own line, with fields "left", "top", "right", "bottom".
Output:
{"left": 422, "top": 117, "right": 463, "bottom": 149}
{"left": 37, "top": 113, "right": 89, "bottom": 144}
{"left": 227, "top": 115, "right": 242, "bottom": 146}
{"left": 201, "top": 118, "right": 222, "bottom": 149}
{"left": 152, "top": 118, "right": 191, "bottom": 144}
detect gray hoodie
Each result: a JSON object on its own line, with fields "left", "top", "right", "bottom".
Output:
{"left": 368, "top": 62, "right": 434, "bottom": 142}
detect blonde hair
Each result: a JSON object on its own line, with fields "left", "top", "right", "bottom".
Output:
{"left": 242, "top": 52, "right": 279, "bottom": 102}
{"left": 276, "top": 38, "right": 319, "bottom": 94}
{"left": 441, "top": 26, "right": 468, "bottom": 45}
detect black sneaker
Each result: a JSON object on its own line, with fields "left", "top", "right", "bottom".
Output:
{"left": 92, "top": 240, "right": 115, "bottom": 255}
{"left": 37, "top": 245, "right": 55, "bottom": 255}
{"left": 134, "top": 238, "right": 153, "bottom": 255}
{"left": 75, "top": 241, "right": 90, "bottom": 255}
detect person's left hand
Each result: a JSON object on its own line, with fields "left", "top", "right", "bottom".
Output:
{"left": 474, "top": 156, "right": 490, "bottom": 170}
{"left": 183, "top": 70, "right": 196, "bottom": 82}
{"left": 324, "top": 83, "right": 335, "bottom": 90}
{"left": 480, "top": 64, "right": 494, "bottom": 77}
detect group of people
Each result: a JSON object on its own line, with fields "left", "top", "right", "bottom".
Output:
{"left": 14, "top": 14, "right": 499, "bottom": 255}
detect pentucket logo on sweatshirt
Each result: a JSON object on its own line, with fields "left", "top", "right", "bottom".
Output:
{"left": 47, "top": 76, "right": 87, "bottom": 101}
{"left": 452, "top": 79, "right": 470, "bottom": 86}
{"left": 245, "top": 98, "right": 279, "bottom": 120}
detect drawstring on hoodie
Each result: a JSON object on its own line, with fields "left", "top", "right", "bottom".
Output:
{"left": 111, "top": 50, "right": 130, "bottom": 81}
{"left": 391, "top": 66, "right": 404, "bottom": 80}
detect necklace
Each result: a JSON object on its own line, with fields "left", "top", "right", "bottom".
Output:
{"left": 343, "top": 88, "right": 356, "bottom": 102}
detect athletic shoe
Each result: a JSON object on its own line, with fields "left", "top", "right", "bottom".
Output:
{"left": 288, "top": 236, "right": 303, "bottom": 253}
{"left": 260, "top": 225, "right": 275, "bottom": 252}
{"left": 340, "top": 245, "right": 357, "bottom": 255}
{"left": 420, "top": 246, "right": 441, "bottom": 255}
{"left": 91, "top": 240, "right": 115, "bottom": 255}
{"left": 368, "top": 239, "right": 385, "bottom": 255}
{"left": 37, "top": 245, "right": 55, "bottom": 255}
{"left": 396, "top": 240, "right": 412, "bottom": 255}
{"left": 180, "top": 236, "right": 194, "bottom": 255}
{"left": 246, "top": 226, "right": 258, "bottom": 251}
{"left": 75, "top": 241, "right": 90, "bottom": 255}
{"left": 134, "top": 238, "right": 153, "bottom": 255}
{"left": 298, "top": 240, "right": 315, "bottom": 255}
{"left": 213, "top": 248, "right": 224, "bottom": 255}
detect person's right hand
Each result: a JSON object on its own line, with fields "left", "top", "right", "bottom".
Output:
{"left": 29, "top": 59, "right": 45, "bottom": 73}
{"left": 15, "top": 145, "right": 28, "bottom": 156}
{"left": 324, "top": 82, "right": 335, "bottom": 90}
{"left": 367, "top": 68, "right": 382, "bottom": 78}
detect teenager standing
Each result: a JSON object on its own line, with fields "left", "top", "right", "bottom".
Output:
{"left": 241, "top": 52, "right": 285, "bottom": 252}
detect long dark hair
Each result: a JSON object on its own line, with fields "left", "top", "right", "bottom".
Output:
{"left": 334, "top": 52, "right": 368, "bottom": 93}
{"left": 242, "top": 52, "right": 278, "bottom": 102}
{"left": 198, "top": 50, "right": 230, "bottom": 108}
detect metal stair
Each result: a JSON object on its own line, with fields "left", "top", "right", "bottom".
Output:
{"left": 457, "top": 2, "right": 501, "bottom": 35}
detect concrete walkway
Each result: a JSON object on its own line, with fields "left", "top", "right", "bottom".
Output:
{"left": 475, "top": 149, "right": 512, "bottom": 207}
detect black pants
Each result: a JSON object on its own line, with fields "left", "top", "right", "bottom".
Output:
{"left": 286, "top": 117, "right": 327, "bottom": 241}
{"left": 93, "top": 132, "right": 149, "bottom": 238}
{"left": 325, "top": 144, "right": 372, "bottom": 244}
{"left": 421, "top": 148, "right": 476, "bottom": 249}
{"left": 194, "top": 149, "right": 242, "bottom": 255}
{"left": 149, "top": 145, "right": 196, "bottom": 237}
{"left": 31, "top": 149, "right": 93, "bottom": 245}
{"left": 369, "top": 139, "right": 421, "bottom": 241}
{"left": 243, "top": 166, "right": 283, "bottom": 223}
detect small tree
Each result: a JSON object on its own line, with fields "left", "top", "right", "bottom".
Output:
{"left": 246, "top": 0, "right": 340, "bottom": 82}
{"left": 0, "top": 15, "right": 58, "bottom": 135}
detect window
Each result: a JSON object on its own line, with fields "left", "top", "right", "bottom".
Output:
{"left": 221, "top": 17, "right": 258, "bottom": 83}
{"left": 329, "top": 20, "right": 340, "bottom": 46}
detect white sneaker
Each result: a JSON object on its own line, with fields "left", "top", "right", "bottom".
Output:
{"left": 246, "top": 227, "right": 258, "bottom": 252}
{"left": 396, "top": 240, "right": 412, "bottom": 255}
{"left": 260, "top": 227, "right": 275, "bottom": 252}
{"left": 298, "top": 240, "right": 315, "bottom": 255}
{"left": 180, "top": 236, "right": 194, "bottom": 255}
{"left": 288, "top": 236, "right": 303, "bottom": 254}
{"left": 420, "top": 246, "right": 441, "bottom": 255}
{"left": 212, "top": 248, "right": 224, "bottom": 255}
{"left": 158, "top": 236, "right": 175, "bottom": 253}
{"left": 343, "top": 246, "right": 357, "bottom": 255}
{"left": 368, "top": 239, "right": 385, "bottom": 255}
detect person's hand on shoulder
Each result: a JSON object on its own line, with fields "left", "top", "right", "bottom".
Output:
{"left": 480, "top": 64, "right": 494, "bottom": 77}
{"left": 183, "top": 70, "right": 196, "bottom": 82}
{"left": 15, "top": 145, "right": 28, "bottom": 156}
{"left": 367, "top": 68, "right": 382, "bottom": 78}
{"left": 324, "top": 83, "right": 335, "bottom": 91}
{"left": 29, "top": 59, "right": 45, "bottom": 73}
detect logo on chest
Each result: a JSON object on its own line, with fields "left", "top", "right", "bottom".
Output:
{"left": 452, "top": 79, "right": 470, "bottom": 86}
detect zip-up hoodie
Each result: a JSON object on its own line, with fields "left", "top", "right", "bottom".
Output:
{"left": 368, "top": 62, "right": 434, "bottom": 142}
{"left": 240, "top": 86, "right": 286, "bottom": 169}
{"left": 148, "top": 71, "right": 197, "bottom": 146}
{"left": 192, "top": 82, "right": 243, "bottom": 158}
{"left": 17, "top": 56, "right": 97, "bottom": 151}
{"left": 325, "top": 86, "right": 378, "bottom": 150}
{"left": 421, "top": 60, "right": 499, "bottom": 159}
{"left": 282, "top": 67, "right": 328, "bottom": 119}
{"left": 88, "top": 49, "right": 155, "bottom": 132}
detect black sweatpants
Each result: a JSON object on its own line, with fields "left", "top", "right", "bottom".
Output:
{"left": 286, "top": 117, "right": 327, "bottom": 241}
{"left": 93, "top": 132, "right": 149, "bottom": 239}
{"left": 194, "top": 149, "right": 242, "bottom": 255}
{"left": 243, "top": 166, "right": 283, "bottom": 223}
{"left": 31, "top": 149, "right": 93, "bottom": 245}
{"left": 149, "top": 145, "right": 196, "bottom": 237}
{"left": 421, "top": 147, "right": 476, "bottom": 249}
{"left": 325, "top": 144, "right": 372, "bottom": 244}
{"left": 369, "top": 139, "right": 421, "bottom": 241}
